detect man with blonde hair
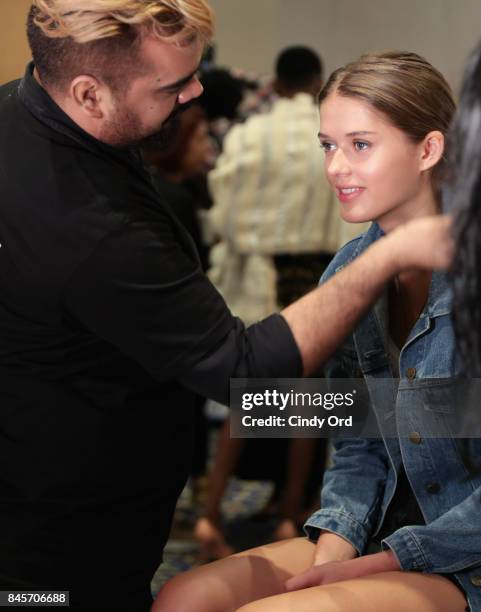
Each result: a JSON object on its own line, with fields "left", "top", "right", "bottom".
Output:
{"left": 0, "top": 1, "right": 451, "bottom": 610}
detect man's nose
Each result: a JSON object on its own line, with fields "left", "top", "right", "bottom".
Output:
{"left": 327, "top": 148, "right": 351, "bottom": 177}
{"left": 178, "top": 77, "right": 204, "bottom": 105}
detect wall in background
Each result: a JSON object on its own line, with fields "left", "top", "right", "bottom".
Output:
{"left": 0, "top": 0, "right": 32, "bottom": 84}
{"left": 2, "top": 1, "right": 481, "bottom": 93}
{"left": 209, "top": 0, "right": 481, "bottom": 93}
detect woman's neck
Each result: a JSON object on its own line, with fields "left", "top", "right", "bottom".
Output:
{"left": 388, "top": 269, "right": 432, "bottom": 349}
{"left": 381, "top": 183, "right": 438, "bottom": 348}
{"left": 377, "top": 184, "right": 439, "bottom": 235}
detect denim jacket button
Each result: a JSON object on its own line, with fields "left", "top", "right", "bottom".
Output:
{"left": 406, "top": 367, "right": 417, "bottom": 380}
{"left": 426, "top": 482, "right": 441, "bottom": 494}
{"left": 409, "top": 432, "right": 422, "bottom": 444}
{"left": 471, "top": 574, "right": 481, "bottom": 587}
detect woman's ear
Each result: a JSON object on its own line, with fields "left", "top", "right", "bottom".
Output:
{"left": 419, "top": 130, "right": 445, "bottom": 172}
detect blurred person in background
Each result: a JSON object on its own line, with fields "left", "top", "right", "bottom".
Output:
{"left": 197, "top": 67, "right": 246, "bottom": 152}
{"left": 193, "top": 47, "right": 353, "bottom": 562}
{"left": 143, "top": 103, "right": 214, "bottom": 271}
{"left": 143, "top": 103, "right": 215, "bottom": 500}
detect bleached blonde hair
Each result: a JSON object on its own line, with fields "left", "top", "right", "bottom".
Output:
{"left": 32, "top": 0, "right": 214, "bottom": 44}
{"left": 27, "top": 0, "right": 214, "bottom": 92}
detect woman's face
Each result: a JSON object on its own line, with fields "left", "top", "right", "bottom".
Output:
{"left": 319, "top": 92, "right": 435, "bottom": 231}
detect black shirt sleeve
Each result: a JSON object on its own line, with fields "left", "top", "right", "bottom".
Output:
{"left": 180, "top": 313, "right": 303, "bottom": 404}
{"left": 62, "top": 215, "right": 302, "bottom": 402}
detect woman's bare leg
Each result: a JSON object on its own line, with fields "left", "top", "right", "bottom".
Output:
{"left": 152, "top": 537, "right": 315, "bottom": 612}
{"left": 235, "top": 571, "right": 467, "bottom": 612}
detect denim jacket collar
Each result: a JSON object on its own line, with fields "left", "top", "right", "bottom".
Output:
{"left": 335, "top": 222, "right": 452, "bottom": 373}
{"left": 335, "top": 222, "right": 452, "bottom": 319}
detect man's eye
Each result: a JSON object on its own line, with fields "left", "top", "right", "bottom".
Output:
{"left": 320, "top": 142, "right": 335, "bottom": 152}
{"left": 161, "top": 88, "right": 181, "bottom": 96}
{"left": 354, "top": 141, "right": 369, "bottom": 151}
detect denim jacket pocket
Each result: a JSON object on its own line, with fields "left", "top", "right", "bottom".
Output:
{"left": 419, "top": 379, "right": 464, "bottom": 415}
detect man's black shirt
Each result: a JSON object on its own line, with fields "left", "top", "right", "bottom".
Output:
{"left": 0, "top": 65, "right": 301, "bottom": 609}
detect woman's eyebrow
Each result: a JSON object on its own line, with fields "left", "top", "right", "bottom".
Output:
{"left": 346, "top": 131, "right": 377, "bottom": 137}
{"left": 318, "top": 130, "right": 377, "bottom": 139}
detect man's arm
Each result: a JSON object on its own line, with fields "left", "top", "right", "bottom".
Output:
{"left": 63, "top": 214, "right": 452, "bottom": 404}
{"left": 282, "top": 216, "right": 453, "bottom": 375}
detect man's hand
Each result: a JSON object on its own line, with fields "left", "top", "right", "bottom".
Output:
{"left": 387, "top": 215, "right": 454, "bottom": 274}
{"left": 285, "top": 550, "right": 401, "bottom": 592}
{"left": 313, "top": 532, "right": 357, "bottom": 566}
{"left": 281, "top": 214, "right": 453, "bottom": 375}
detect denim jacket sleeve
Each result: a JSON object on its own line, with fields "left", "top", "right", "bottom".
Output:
{"left": 383, "top": 486, "right": 481, "bottom": 573}
{"left": 304, "top": 239, "right": 391, "bottom": 553}
{"left": 304, "top": 432, "right": 391, "bottom": 554}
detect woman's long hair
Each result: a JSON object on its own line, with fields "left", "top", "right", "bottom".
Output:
{"left": 445, "top": 42, "right": 481, "bottom": 472}
{"left": 447, "top": 41, "right": 481, "bottom": 376}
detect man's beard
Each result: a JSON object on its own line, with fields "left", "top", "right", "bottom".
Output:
{"left": 100, "top": 101, "right": 190, "bottom": 150}
{"left": 138, "top": 110, "right": 182, "bottom": 149}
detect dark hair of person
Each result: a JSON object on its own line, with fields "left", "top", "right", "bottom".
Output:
{"left": 446, "top": 42, "right": 481, "bottom": 473}
{"left": 142, "top": 104, "right": 207, "bottom": 175}
{"left": 438, "top": 43, "right": 481, "bottom": 474}
{"left": 198, "top": 69, "right": 245, "bottom": 120}
{"left": 275, "top": 46, "right": 323, "bottom": 90}
{"left": 446, "top": 41, "right": 481, "bottom": 377}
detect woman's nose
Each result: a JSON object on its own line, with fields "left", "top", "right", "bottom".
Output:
{"left": 327, "top": 148, "right": 351, "bottom": 177}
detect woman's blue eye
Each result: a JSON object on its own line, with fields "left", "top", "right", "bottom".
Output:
{"left": 320, "top": 142, "right": 335, "bottom": 152}
{"left": 354, "top": 141, "right": 369, "bottom": 151}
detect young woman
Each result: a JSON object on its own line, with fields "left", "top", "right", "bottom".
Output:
{"left": 152, "top": 51, "right": 478, "bottom": 612}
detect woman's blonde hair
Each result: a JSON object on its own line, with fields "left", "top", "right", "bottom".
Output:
{"left": 319, "top": 51, "right": 456, "bottom": 197}
{"left": 27, "top": 0, "right": 214, "bottom": 90}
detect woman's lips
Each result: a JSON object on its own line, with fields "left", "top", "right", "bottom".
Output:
{"left": 336, "top": 186, "right": 365, "bottom": 203}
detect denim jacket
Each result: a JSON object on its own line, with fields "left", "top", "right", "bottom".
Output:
{"left": 305, "top": 223, "right": 481, "bottom": 611}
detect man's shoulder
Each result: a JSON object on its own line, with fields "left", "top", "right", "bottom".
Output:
{"left": 0, "top": 78, "right": 21, "bottom": 100}
{"left": 0, "top": 79, "right": 24, "bottom": 120}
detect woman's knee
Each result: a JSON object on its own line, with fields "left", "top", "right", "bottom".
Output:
{"left": 152, "top": 538, "right": 315, "bottom": 612}
{"left": 152, "top": 574, "right": 210, "bottom": 612}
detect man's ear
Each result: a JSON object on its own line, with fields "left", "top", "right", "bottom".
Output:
{"left": 419, "top": 130, "right": 444, "bottom": 172}
{"left": 69, "top": 75, "right": 107, "bottom": 119}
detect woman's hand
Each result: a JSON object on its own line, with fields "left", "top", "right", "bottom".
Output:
{"left": 313, "top": 531, "right": 357, "bottom": 566}
{"left": 286, "top": 550, "right": 401, "bottom": 592}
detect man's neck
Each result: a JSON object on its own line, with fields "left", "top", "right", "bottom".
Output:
{"left": 33, "top": 67, "right": 44, "bottom": 88}
{"left": 32, "top": 67, "right": 63, "bottom": 111}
